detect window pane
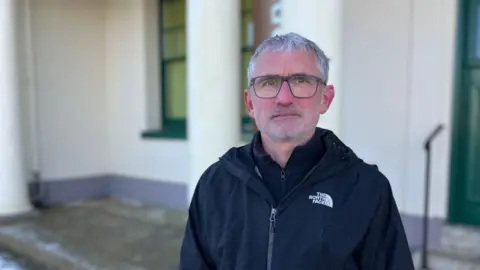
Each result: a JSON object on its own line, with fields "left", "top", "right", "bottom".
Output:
{"left": 163, "top": 0, "right": 185, "bottom": 27}
{"left": 241, "top": 11, "right": 254, "bottom": 48}
{"left": 162, "top": 1, "right": 176, "bottom": 28}
{"left": 163, "top": 29, "right": 186, "bottom": 58}
{"left": 163, "top": 31, "right": 176, "bottom": 58}
{"left": 242, "top": 50, "right": 253, "bottom": 117}
{"left": 242, "top": 51, "right": 253, "bottom": 89}
{"left": 162, "top": 0, "right": 185, "bottom": 58}
{"left": 241, "top": 0, "right": 254, "bottom": 134}
{"left": 241, "top": 102, "right": 249, "bottom": 118}
{"left": 242, "top": 0, "right": 252, "bottom": 10}
{"left": 176, "top": 0, "right": 186, "bottom": 27}
{"left": 165, "top": 61, "right": 186, "bottom": 119}
{"left": 177, "top": 28, "right": 186, "bottom": 56}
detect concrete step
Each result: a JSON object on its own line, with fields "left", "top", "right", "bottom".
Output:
{"left": 412, "top": 248, "right": 480, "bottom": 270}
{"left": 412, "top": 223, "right": 480, "bottom": 269}
{"left": 440, "top": 224, "right": 480, "bottom": 258}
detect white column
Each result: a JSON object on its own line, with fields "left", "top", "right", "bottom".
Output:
{"left": 0, "top": 0, "right": 32, "bottom": 216}
{"left": 281, "top": 0, "right": 344, "bottom": 137}
{"left": 187, "top": 0, "right": 241, "bottom": 202}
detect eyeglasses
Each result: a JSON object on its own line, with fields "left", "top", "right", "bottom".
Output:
{"left": 249, "top": 74, "right": 326, "bottom": 99}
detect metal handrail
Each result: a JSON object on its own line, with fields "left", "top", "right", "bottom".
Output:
{"left": 420, "top": 124, "right": 444, "bottom": 269}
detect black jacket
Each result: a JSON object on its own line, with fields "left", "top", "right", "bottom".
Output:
{"left": 179, "top": 128, "right": 414, "bottom": 270}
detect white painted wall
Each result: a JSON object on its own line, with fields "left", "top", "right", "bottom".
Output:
{"left": 340, "top": 0, "right": 457, "bottom": 218}
{"left": 341, "top": 0, "right": 411, "bottom": 213}
{"left": 109, "top": 0, "right": 458, "bottom": 217}
{"left": 18, "top": 0, "right": 33, "bottom": 180}
{"left": 0, "top": 0, "right": 32, "bottom": 215}
{"left": 282, "top": 0, "right": 344, "bottom": 136}
{"left": 20, "top": 0, "right": 189, "bottom": 185}
{"left": 105, "top": 0, "right": 189, "bottom": 184}
{"left": 19, "top": 0, "right": 458, "bottom": 215}
{"left": 404, "top": 0, "right": 457, "bottom": 218}
{"left": 187, "top": 0, "right": 242, "bottom": 201}
{"left": 29, "top": 0, "right": 107, "bottom": 180}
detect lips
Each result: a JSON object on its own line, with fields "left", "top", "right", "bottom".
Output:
{"left": 271, "top": 113, "right": 300, "bottom": 119}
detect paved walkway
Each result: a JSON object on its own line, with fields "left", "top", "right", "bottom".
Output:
{"left": 4, "top": 197, "right": 480, "bottom": 269}
{"left": 0, "top": 198, "right": 187, "bottom": 270}
{"left": 0, "top": 246, "right": 52, "bottom": 270}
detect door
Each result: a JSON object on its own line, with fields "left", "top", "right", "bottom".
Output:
{"left": 449, "top": 0, "right": 480, "bottom": 226}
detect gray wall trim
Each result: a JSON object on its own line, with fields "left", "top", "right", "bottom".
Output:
{"left": 29, "top": 175, "right": 109, "bottom": 206}
{"left": 401, "top": 214, "right": 443, "bottom": 252}
{"left": 29, "top": 175, "right": 442, "bottom": 249}
{"left": 29, "top": 174, "right": 188, "bottom": 210}
{"left": 109, "top": 174, "right": 188, "bottom": 210}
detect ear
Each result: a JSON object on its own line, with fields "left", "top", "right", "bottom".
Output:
{"left": 244, "top": 89, "right": 255, "bottom": 118}
{"left": 320, "top": 85, "right": 335, "bottom": 114}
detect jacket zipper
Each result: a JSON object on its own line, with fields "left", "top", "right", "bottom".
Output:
{"left": 267, "top": 207, "right": 277, "bottom": 270}
{"left": 281, "top": 168, "right": 287, "bottom": 200}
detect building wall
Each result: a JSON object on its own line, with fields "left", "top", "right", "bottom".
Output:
{"left": 21, "top": 0, "right": 189, "bottom": 187}
{"left": 340, "top": 0, "right": 457, "bottom": 218}
{"left": 18, "top": 0, "right": 33, "bottom": 180}
{"left": 105, "top": 0, "right": 189, "bottom": 185}
{"left": 27, "top": 0, "right": 107, "bottom": 180}
{"left": 20, "top": 0, "right": 459, "bottom": 219}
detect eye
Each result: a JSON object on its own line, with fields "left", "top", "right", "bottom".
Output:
{"left": 265, "top": 80, "right": 276, "bottom": 86}
{"left": 258, "top": 78, "right": 278, "bottom": 88}
{"left": 291, "top": 76, "right": 307, "bottom": 84}
{"left": 296, "top": 78, "right": 306, "bottom": 83}
{"left": 292, "top": 76, "right": 316, "bottom": 85}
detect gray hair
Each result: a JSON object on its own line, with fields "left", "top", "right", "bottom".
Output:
{"left": 247, "top": 32, "right": 330, "bottom": 85}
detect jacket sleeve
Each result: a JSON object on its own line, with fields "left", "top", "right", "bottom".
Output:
{"left": 355, "top": 170, "right": 415, "bottom": 270}
{"left": 179, "top": 179, "right": 216, "bottom": 270}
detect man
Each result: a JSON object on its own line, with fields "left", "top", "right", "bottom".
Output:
{"left": 179, "top": 32, "right": 414, "bottom": 270}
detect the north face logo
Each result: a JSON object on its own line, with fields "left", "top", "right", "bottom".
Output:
{"left": 309, "top": 192, "right": 333, "bottom": 208}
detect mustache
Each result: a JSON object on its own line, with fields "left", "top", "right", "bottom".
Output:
{"left": 269, "top": 107, "right": 302, "bottom": 119}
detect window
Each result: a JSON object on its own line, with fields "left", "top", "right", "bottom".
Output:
{"left": 160, "top": 0, "right": 187, "bottom": 137}
{"left": 241, "top": 0, "right": 254, "bottom": 135}
{"left": 142, "top": 0, "right": 254, "bottom": 139}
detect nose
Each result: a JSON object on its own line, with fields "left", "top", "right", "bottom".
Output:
{"left": 275, "top": 81, "right": 294, "bottom": 105}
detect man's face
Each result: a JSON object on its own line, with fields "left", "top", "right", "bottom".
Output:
{"left": 244, "top": 50, "right": 335, "bottom": 142}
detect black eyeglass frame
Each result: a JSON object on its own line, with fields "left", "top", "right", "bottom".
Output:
{"left": 249, "top": 74, "right": 327, "bottom": 99}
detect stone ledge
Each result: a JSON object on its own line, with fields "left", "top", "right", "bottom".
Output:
{"left": 412, "top": 248, "right": 480, "bottom": 270}
{"left": 412, "top": 223, "right": 480, "bottom": 269}
{"left": 441, "top": 224, "right": 480, "bottom": 257}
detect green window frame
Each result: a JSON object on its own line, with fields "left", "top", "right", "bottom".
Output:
{"left": 142, "top": 0, "right": 254, "bottom": 139}
{"left": 143, "top": 0, "right": 187, "bottom": 139}
{"left": 241, "top": 0, "right": 255, "bottom": 137}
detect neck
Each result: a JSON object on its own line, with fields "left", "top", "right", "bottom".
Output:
{"left": 261, "top": 130, "right": 315, "bottom": 168}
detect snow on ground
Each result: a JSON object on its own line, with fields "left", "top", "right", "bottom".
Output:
{"left": 0, "top": 251, "right": 25, "bottom": 270}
